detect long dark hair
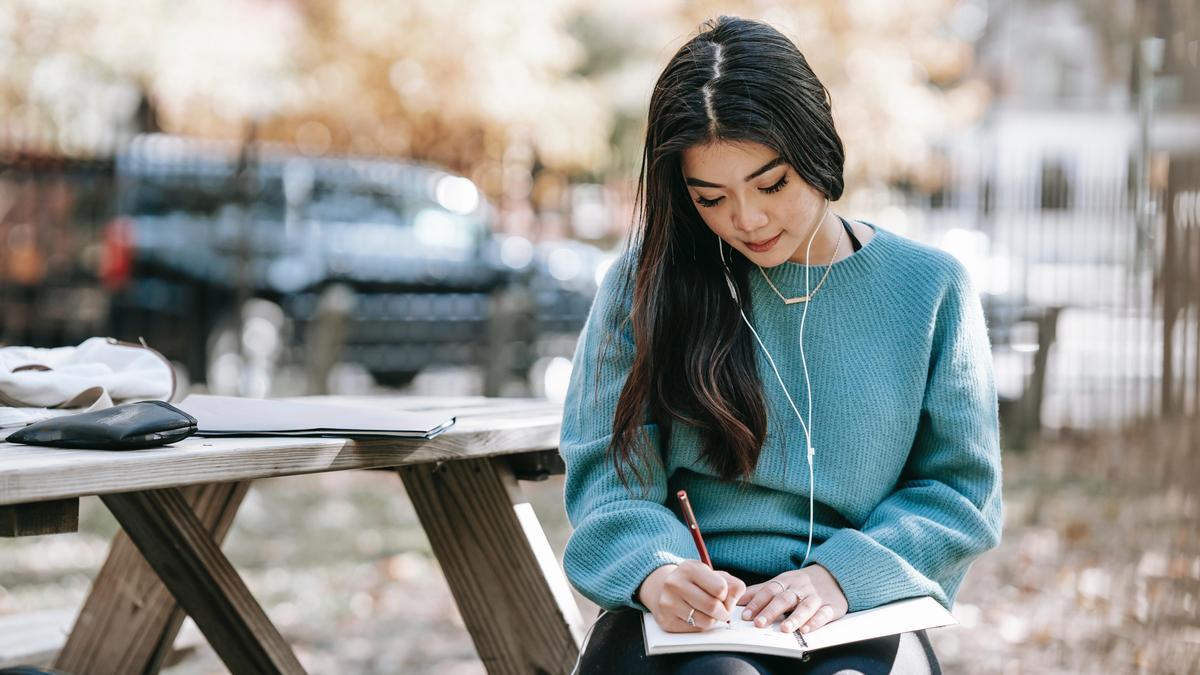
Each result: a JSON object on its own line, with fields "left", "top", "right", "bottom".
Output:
{"left": 607, "top": 16, "right": 845, "bottom": 488}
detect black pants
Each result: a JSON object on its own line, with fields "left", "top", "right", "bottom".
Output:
{"left": 575, "top": 571, "right": 941, "bottom": 675}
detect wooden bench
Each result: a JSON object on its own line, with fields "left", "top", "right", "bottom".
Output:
{"left": 0, "top": 396, "right": 580, "bottom": 675}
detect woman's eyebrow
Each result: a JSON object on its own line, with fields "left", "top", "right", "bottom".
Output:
{"left": 685, "top": 157, "right": 784, "bottom": 188}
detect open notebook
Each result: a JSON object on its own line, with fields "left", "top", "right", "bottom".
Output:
{"left": 643, "top": 596, "right": 956, "bottom": 660}
{"left": 177, "top": 394, "right": 455, "bottom": 439}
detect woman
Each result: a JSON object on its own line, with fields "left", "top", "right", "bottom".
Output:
{"left": 562, "top": 16, "right": 1002, "bottom": 675}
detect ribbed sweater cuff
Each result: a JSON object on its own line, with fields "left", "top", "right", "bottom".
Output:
{"left": 625, "top": 547, "right": 691, "bottom": 612}
{"left": 804, "top": 528, "right": 948, "bottom": 612}
{"left": 567, "top": 530, "right": 696, "bottom": 612}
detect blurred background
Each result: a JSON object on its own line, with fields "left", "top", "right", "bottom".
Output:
{"left": 0, "top": 0, "right": 1197, "bottom": 673}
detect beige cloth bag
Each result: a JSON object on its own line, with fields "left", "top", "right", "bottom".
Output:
{"left": 0, "top": 337, "right": 176, "bottom": 429}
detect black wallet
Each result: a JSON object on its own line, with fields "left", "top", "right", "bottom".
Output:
{"left": 5, "top": 400, "right": 198, "bottom": 450}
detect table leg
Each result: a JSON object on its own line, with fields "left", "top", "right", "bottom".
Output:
{"left": 399, "top": 457, "right": 583, "bottom": 675}
{"left": 93, "top": 486, "right": 305, "bottom": 675}
{"left": 56, "top": 482, "right": 249, "bottom": 675}
{"left": 0, "top": 498, "right": 79, "bottom": 537}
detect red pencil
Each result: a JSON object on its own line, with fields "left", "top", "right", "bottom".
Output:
{"left": 676, "top": 489, "right": 712, "bottom": 567}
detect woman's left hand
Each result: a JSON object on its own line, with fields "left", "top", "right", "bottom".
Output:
{"left": 735, "top": 564, "right": 849, "bottom": 634}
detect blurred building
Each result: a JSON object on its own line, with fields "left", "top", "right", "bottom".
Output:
{"left": 922, "top": 0, "right": 1199, "bottom": 434}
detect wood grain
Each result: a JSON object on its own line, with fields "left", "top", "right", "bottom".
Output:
{"left": 0, "top": 397, "right": 563, "bottom": 506}
{"left": 98, "top": 487, "right": 306, "bottom": 675}
{"left": 0, "top": 498, "right": 78, "bottom": 536}
{"left": 400, "top": 457, "right": 582, "bottom": 675}
{"left": 56, "top": 482, "right": 250, "bottom": 675}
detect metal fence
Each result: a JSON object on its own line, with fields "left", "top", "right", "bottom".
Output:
{"left": 887, "top": 144, "right": 1200, "bottom": 451}
{"left": 4, "top": 138, "right": 1199, "bottom": 449}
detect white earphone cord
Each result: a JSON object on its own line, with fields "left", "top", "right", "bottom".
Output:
{"left": 571, "top": 215, "right": 831, "bottom": 672}
{"left": 569, "top": 608, "right": 606, "bottom": 675}
{"left": 797, "top": 203, "right": 824, "bottom": 566}
{"left": 735, "top": 306, "right": 816, "bottom": 566}
{"left": 721, "top": 201, "right": 828, "bottom": 567}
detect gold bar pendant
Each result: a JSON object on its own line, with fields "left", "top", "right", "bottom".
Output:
{"left": 785, "top": 296, "right": 810, "bottom": 304}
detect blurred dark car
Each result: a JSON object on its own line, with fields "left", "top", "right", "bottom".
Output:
{"left": 102, "top": 134, "right": 602, "bottom": 395}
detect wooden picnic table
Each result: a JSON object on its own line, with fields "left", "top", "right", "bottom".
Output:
{"left": 0, "top": 395, "right": 583, "bottom": 675}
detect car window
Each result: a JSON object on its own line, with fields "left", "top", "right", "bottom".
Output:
{"left": 124, "top": 171, "right": 230, "bottom": 217}
{"left": 118, "top": 151, "right": 487, "bottom": 252}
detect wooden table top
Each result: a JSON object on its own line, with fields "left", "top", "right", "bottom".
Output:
{"left": 0, "top": 396, "right": 564, "bottom": 506}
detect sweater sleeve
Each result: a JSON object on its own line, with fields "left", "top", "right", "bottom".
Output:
{"left": 560, "top": 254, "right": 696, "bottom": 612}
{"left": 805, "top": 261, "right": 1004, "bottom": 611}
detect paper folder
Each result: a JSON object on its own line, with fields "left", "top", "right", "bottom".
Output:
{"left": 177, "top": 394, "right": 455, "bottom": 439}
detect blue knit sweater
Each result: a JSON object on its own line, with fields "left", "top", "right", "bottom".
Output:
{"left": 560, "top": 222, "right": 1003, "bottom": 613}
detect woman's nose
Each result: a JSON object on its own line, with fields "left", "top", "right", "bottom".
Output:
{"left": 732, "top": 206, "right": 769, "bottom": 232}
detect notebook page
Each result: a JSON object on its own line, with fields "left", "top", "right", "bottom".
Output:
{"left": 643, "top": 596, "right": 957, "bottom": 657}
{"left": 801, "top": 597, "right": 957, "bottom": 651}
{"left": 642, "top": 612, "right": 803, "bottom": 655}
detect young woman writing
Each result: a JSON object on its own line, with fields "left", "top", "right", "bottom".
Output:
{"left": 561, "top": 16, "right": 1002, "bottom": 674}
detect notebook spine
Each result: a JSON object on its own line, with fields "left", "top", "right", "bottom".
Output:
{"left": 792, "top": 630, "right": 812, "bottom": 661}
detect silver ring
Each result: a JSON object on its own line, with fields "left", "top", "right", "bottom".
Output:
{"left": 686, "top": 608, "right": 696, "bottom": 626}
{"left": 768, "top": 580, "right": 787, "bottom": 594}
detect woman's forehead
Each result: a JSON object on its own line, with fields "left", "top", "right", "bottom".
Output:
{"left": 681, "top": 140, "right": 781, "bottom": 182}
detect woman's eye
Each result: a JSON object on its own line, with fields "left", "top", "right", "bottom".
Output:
{"left": 761, "top": 174, "right": 789, "bottom": 194}
{"left": 694, "top": 173, "right": 787, "bottom": 208}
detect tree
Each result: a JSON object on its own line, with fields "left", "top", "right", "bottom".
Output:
{"left": 0, "top": 0, "right": 988, "bottom": 203}
{"left": 569, "top": 0, "right": 990, "bottom": 194}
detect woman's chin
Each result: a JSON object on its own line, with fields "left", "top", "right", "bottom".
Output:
{"left": 744, "top": 242, "right": 794, "bottom": 267}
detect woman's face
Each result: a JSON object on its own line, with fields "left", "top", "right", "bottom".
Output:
{"left": 681, "top": 140, "right": 827, "bottom": 267}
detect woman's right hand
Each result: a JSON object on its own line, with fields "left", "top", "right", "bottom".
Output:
{"left": 637, "top": 561, "right": 746, "bottom": 632}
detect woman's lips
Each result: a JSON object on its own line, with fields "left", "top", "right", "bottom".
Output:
{"left": 746, "top": 232, "right": 782, "bottom": 253}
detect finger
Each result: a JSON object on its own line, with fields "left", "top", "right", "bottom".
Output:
{"left": 666, "top": 579, "right": 726, "bottom": 625}
{"left": 740, "top": 586, "right": 777, "bottom": 621}
{"left": 666, "top": 570, "right": 729, "bottom": 621}
{"left": 780, "top": 596, "right": 824, "bottom": 633}
{"left": 739, "top": 588, "right": 767, "bottom": 619}
{"left": 801, "top": 604, "right": 834, "bottom": 633}
{"left": 681, "top": 584, "right": 729, "bottom": 623}
{"left": 738, "top": 583, "right": 764, "bottom": 604}
{"left": 658, "top": 611, "right": 702, "bottom": 634}
{"left": 680, "top": 563, "right": 731, "bottom": 602}
{"left": 750, "top": 591, "right": 800, "bottom": 628}
{"left": 799, "top": 604, "right": 837, "bottom": 634}
{"left": 749, "top": 581, "right": 813, "bottom": 620}
{"left": 716, "top": 572, "right": 747, "bottom": 612}
{"left": 673, "top": 595, "right": 722, "bottom": 630}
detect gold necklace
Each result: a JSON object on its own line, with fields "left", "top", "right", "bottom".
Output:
{"left": 757, "top": 222, "right": 845, "bottom": 305}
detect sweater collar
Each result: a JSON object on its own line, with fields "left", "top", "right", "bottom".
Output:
{"left": 750, "top": 221, "right": 890, "bottom": 294}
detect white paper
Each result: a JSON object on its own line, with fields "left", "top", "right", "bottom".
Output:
{"left": 800, "top": 597, "right": 956, "bottom": 651}
{"left": 643, "top": 612, "right": 804, "bottom": 656}
{"left": 178, "top": 394, "right": 455, "bottom": 439}
{"left": 643, "top": 596, "right": 956, "bottom": 658}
